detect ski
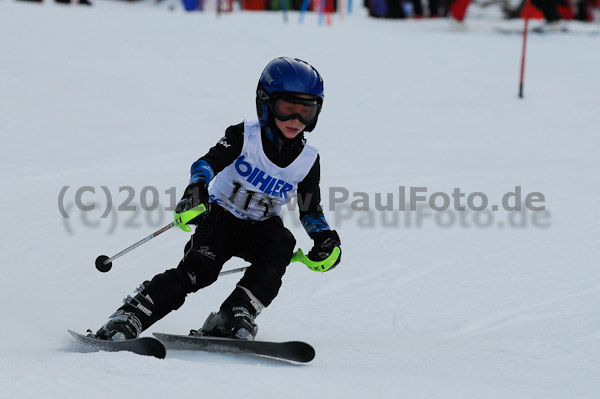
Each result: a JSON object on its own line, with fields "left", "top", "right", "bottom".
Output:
{"left": 494, "top": 26, "right": 600, "bottom": 36}
{"left": 153, "top": 332, "right": 315, "bottom": 363}
{"left": 68, "top": 330, "right": 167, "bottom": 359}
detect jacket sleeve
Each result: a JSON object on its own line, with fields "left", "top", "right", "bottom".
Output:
{"left": 296, "top": 154, "right": 332, "bottom": 238}
{"left": 189, "top": 123, "right": 244, "bottom": 184}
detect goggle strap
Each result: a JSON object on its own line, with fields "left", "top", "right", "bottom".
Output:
{"left": 273, "top": 94, "right": 320, "bottom": 106}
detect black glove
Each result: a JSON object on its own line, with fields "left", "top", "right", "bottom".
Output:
{"left": 175, "top": 181, "right": 209, "bottom": 225}
{"left": 308, "top": 230, "right": 341, "bottom": 271}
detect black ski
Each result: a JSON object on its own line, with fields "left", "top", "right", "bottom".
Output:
{"left": 153, "top": 332, "right": 315, "bottom": 363}
{"left": 494, "top": 26, "right": 599, "bottom": 36}
{"left": 68, "top": 330, "right": 167, "bottom": 359}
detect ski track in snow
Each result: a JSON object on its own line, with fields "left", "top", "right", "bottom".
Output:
{"left": 1, "top": 1, "right": 600, "bottom": 398}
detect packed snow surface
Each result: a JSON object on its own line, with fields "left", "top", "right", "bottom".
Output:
{"left": 1, "top": 1, "right": 599, "bottom": 398}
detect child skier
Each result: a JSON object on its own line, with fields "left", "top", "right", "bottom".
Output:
{"left": 94, "top": 57, "right": 341, "bottom": 341}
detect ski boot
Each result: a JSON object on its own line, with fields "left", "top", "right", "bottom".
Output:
{"left": 199, "top": 286, "right": 263, "bottom": 340}
{"left": 95, "top": 282, "right": 157, "bottom": 341}
{"left": 532, "top": 21, "right": 568, "bottom": 34}
{"left": 94, "top": 310, "right": 143, "bottom": 341}
{"left": 200, "top": 306, "right": 258, "bottom": 340}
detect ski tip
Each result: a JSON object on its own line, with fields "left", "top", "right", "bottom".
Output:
{"left": 288, "top": 341, "right": 316, "bottom": 363}
{"left": 141, "top": 338, "right": 167, "bottom": 359}
{"left": 67, "top": 329, "right": 88, "bottom": 339}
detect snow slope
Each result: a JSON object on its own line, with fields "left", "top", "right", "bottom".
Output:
{"left": 1, "top": 1, "right": 599, "bottom": 398}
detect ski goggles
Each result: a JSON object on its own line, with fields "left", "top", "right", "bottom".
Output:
{"left": 271, "top": 94, "right": 321, "bottom": 126}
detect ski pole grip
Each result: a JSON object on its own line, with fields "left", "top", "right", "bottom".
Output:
{"left": 291, "top": 247, "right": 341, "bottom": 272}
{"left": 174, "top": 204, "right": 207, "bottom": 232}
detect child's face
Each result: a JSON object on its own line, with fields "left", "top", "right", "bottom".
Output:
{"left": 275, "top": 117, "right": 307, "bottom": 140}
{"left": 273, "top": 93, "right": 319, "bottom": 140}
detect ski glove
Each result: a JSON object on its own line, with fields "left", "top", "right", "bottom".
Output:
{"left": 308, "top": 230, "right": 341, "bottom": 271}
{"left": 174, "top": 181, "right": 209, "bottom": 231}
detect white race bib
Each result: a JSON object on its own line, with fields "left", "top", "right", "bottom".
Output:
{"left": 209, "top": 120, "right": 318, "bottom": 221}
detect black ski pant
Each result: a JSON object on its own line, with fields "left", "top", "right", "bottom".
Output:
{"left": 134, "top": 205, "right": 296, "bottom": 329}
{"left": 531, "top": 0, "right": 562, "bottom": 23}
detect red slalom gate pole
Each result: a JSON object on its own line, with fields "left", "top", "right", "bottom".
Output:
{"left": 519, "top": 0, "right": 532, "bottom": 98}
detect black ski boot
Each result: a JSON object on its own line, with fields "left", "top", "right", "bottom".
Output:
{"left": 200, "top": 286, "right": 263, "bottom": 340}
{"left": 200, "top": 306, "right": 258, "bottom": 340}
{"left": 95, "top": 282, "right": 157, "bottom": 341}
{"left": 95, "top": 310, "right": 143, "bottom": 341}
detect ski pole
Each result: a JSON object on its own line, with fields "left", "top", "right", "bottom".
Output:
{"left": 98, "top": 244, "right": 339, "bottom": 275}
{"left": 219, "top": 266, "right": 249, "bottom": 276}
{"left": 95, "top": 222, "right": 176, "bottom": 272}
{"left": 298, "top": 0, "right": 310, "bottom": 23}
{"left": 519, "top": 0, "right": 532, "bottom": 99}
{"left": 218, "top": 247, "right": 340, "bottom": 276}
{"left": 280, "top": 0, "right": 288, "bottom": 23}
{"left": 95, "top": 204, "right": 207, "bottom": 272}
{"left": 96, "top": 201, "right": 339, "bottom": 273}
{"left": 96, "top": 227, "right": 340, "bottom": 273}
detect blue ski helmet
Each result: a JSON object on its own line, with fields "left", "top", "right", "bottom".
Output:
{"left": 256, "top": 57, "right": 324, "bottom": 133}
